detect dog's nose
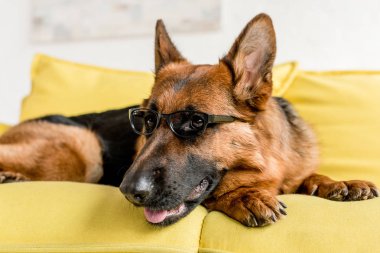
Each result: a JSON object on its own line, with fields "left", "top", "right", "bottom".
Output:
{"left": 120, "top": 176, "right": 153, "bottom": 205}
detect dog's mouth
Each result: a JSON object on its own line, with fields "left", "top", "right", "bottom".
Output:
{"left": 143, "top": 178, "right": 210, "bottom": 225}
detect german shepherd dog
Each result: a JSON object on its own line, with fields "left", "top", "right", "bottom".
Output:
{"left": 0, "top": 14, "right": 378, "bottom": 227}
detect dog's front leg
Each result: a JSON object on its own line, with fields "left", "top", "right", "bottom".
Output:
{"left": 203, "top": 170, "right": 286, "bottom": 227}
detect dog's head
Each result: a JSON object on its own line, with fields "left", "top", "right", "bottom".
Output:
{"left": 120, "top": 13, "right": 276, "bottom": 225}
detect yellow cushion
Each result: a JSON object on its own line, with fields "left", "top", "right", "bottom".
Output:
{"left": 0, "top": 182, "right": 207, "bottom": 253}
{"left": 20, "top": 54, "right": 296, "bottom": 121}
{"left": 200, "top": 194, "right": 380, "bottom": 253}
{"left": 283, "top": 70, "right": 380, "bottom": 185}
{"left": 0, "top": 123, "right": 10, "bottom": 135}
{"left": 20, "top": 54, "right": 155, "bottom": 121}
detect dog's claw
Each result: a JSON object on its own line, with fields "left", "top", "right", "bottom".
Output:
{"left": 371, "top": 188, "right": 379, "bottom": 197}
{"left": 252, "top": 215, "right": 259, "bottom": 227}
{"left": 310, "top": 185, "right": 318, "bottom": 196}
{"left": 279, "top": 208, "right": 287, "bottom": 216}
{"left": 279, "top": 201, "right": 287, "bottom": 208}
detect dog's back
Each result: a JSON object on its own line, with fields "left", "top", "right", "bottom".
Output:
{"left": 0, "top": 106, "right": 139, "bottom": 185}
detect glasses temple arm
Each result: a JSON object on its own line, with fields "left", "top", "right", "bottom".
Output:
{"left": 208, "top": 115, "right": 236, "bottom": 123}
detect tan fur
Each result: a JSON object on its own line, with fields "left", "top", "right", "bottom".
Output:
{"left": 0, "top": 121, "right": 103, "bottom": 183}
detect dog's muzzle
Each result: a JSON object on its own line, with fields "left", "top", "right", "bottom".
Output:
{"left": 119, "top": 153, "right": 223, "bottom": 226}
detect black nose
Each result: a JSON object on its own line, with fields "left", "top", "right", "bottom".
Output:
{"left": 120, "top": 176, "right": 153, "bottom": 205}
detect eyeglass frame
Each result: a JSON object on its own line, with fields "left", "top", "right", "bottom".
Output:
{"left": 128, "top": 108, "right": 236, "bottom": 138}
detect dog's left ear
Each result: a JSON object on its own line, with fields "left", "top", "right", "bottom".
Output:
{"left": 155, "top": 20, "right": 187, "bottom": 73}
{"left": 223, "top": 13, "right": 276, "bottom": 111}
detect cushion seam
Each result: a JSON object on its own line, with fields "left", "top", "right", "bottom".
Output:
{"left": 198, "top": 209, "right": 208, "bottom": 253}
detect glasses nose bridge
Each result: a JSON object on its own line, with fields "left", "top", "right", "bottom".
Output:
{"left": 158, "top": 113, "right": 172, "bottom": 129}
{"left": 153, "top": 112, "right": 179, "bottom": 137}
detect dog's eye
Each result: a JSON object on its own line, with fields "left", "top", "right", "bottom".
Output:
{"left": 190, "top": 115, "right": 205, "bottom": 129}
{"left": 145, "top": 115, "right": 156, "bottom": 129}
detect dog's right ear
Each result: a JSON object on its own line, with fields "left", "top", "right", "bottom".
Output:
{"left": 155, "top": 20, "right": 187, "bottom": 73}
{"left": 223, "top": 14, "right": 276, "bottom": 111}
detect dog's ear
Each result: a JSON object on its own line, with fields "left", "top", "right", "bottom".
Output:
{"left": 155, "top": 20, "right": 187, "bottom": 73}
{"left": 223, "top": 13, "right": 276, "bottom": 111}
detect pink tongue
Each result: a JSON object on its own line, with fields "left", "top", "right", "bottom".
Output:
{"left": 144, "top": 208, "right": 168, "bottom": 223}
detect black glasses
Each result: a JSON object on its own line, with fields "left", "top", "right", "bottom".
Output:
{"left": 129, "top": 108, "right": 235, "bottom": 138}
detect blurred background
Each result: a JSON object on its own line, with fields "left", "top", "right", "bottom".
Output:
{"left": 0, "top": 0, "right": 379, "bottom": 124}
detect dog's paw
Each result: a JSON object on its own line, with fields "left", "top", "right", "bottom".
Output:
{"left": 204, "top": 190, "right": 287, "bottom": 227}
{"left": 0, "top": 171, "right": 29, "bottom": 183}
{"left": 310, "top": 180, "right": 379, "bottom": 201}
{"left": 344, "top": 180, "right": 378, "bottom": 200}
{"left": 239, "top": 191, "right": 287, "bottom": 227}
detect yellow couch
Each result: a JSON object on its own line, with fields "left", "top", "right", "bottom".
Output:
{"left": 0, "top": 55, "right": 379, "bottom": 253}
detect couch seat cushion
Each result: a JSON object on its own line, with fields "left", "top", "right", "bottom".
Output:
{"left": 0, "top": 182, "right": 207, "bottom": 253}
{"left": 200, "top": 194, "right": 380, "bottom": 253}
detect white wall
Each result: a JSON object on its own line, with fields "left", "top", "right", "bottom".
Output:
{"left": 1, "top": 0, "right": 380, "bottom": 124}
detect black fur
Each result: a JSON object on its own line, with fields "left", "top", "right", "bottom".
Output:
{"left": 35, "top": 106, "right": 139, "bottom": 186}
{"left": 274, "top": 97, "right": 299, "bottom": 124}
